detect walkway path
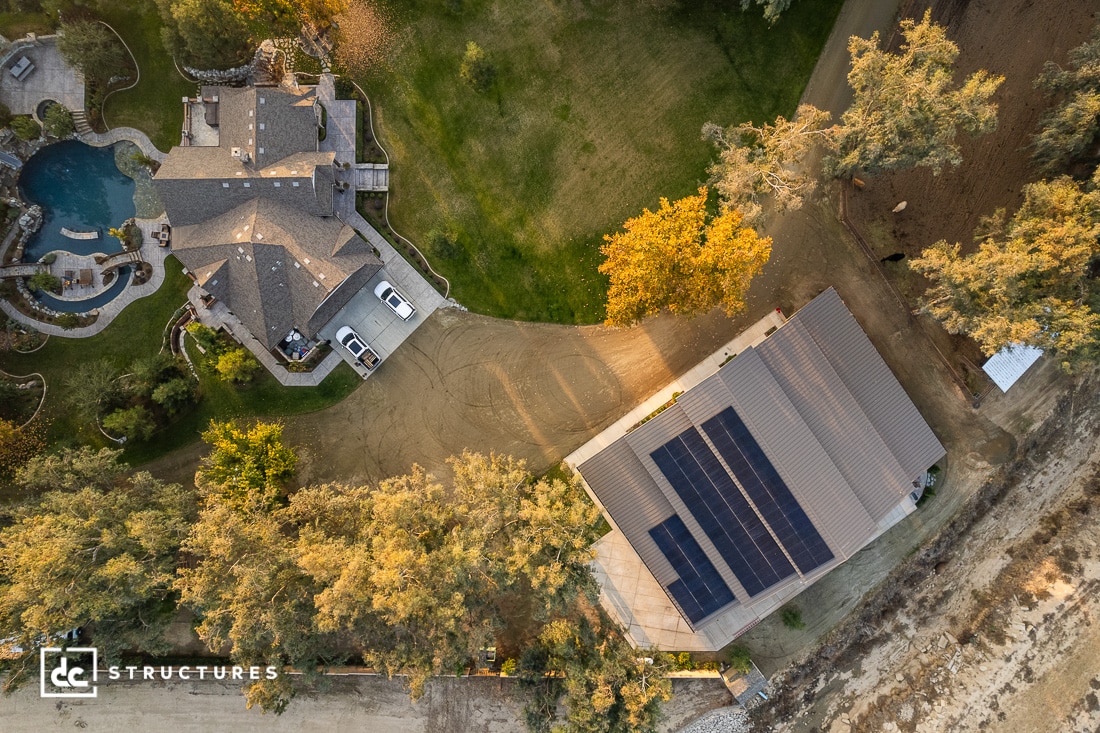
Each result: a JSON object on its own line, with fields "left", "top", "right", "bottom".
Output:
{"left": 81, "top": 127, "right": 167, "bottom": 163}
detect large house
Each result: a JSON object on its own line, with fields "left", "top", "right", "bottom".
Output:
{"left": 575, "top": 288, "right": 946, "bottom": 650}
{"left": 153, "top": 84, "right": 382, "bottom": 351}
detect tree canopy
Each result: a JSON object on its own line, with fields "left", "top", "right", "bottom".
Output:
{"left": 195, "top": 420, "right": 298, "bottom": 507}
{"left": 56, "top": 19, "right": 128, "bottom": 85}
{"left": 0, "top": 449, "right": 196, "bottom": 684}
{"left": 156, "top": 0, "right": 253, "bottom": 69}
{"left": 910, "top": 172, "right": 1100, "bottom": 365}
{"left": 703, "top": 104, "right": 832, "bottom": 225}
{"left": 827, "top": 10, "right": 1003, "bottom": 177}
{"left": 1033, "top": 24, "right": 1100, "bottom": 173}
{"left": 599, "top": 187, "right": 771, "bottom": 326}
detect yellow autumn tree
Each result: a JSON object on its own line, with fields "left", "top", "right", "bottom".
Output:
{"left": 598, "top": 187, "right": 771, "bottom": 326}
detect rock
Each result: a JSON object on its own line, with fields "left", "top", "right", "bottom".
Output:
{"left": 979, "top": 665, "right": 988, "bottom": 672}
{"left": 896, "top": 673, "right": 905, "bottom": 682}
{"left": 937, "top": 636, "right": 949, "bottom": 649}
{"left": 945, "top": 632, "right": 958, "bottom": 645}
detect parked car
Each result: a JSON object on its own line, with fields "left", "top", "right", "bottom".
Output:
{"left": 374, "top": 280, "right": 415, "bottom": 320}
{"left": 335, "top": 326, "right": 381, "bottom": 371}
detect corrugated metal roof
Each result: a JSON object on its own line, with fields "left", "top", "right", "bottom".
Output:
{"left": 577, "top": 287, "right": 946, "bottom": 639}
{"left": 983, "top": 343, "right": 1043, "bottom": 392}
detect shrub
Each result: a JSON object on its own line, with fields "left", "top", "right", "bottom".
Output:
{"left": 28, "top": 272, "right": 60, "bottom": 293}
{"left": 500, "top": 658, "right": 516, "bottom": 677}
{"left": 55, "top": 313, "right": 80, "bottom": 330}
{"left": 152, "top": 377, "right": 196, "bottom": 415}
{"left": 43, "top": 104, "right": 74, "bottom": 138}
{"left": 40, "top": 253, "right": 57, "bottom": 265}
{"left": 675, "top": 651, "right": 693, "bottom": 670}
{"left": 103, "top": 406, "right": 156, "bottom": 441}
{"left": 216, "top": 348, "right": 260, "bottom": 384}
{"left": 726, "top": 645, "right": 753, "bottom": 675}
{"left": 186, "top": 322, "right": 222, "bottom": 353}
{"left": 459, "top": 41, "right": 496, "bottom": 92}
{"left": 780, "top": 606, "right": 806, "bottom": 630}
{"left": 10, "top": 116, "right": 40, "bottom": 141}
{"left": 0, "top": 102, "right": 11, "bottom": 128}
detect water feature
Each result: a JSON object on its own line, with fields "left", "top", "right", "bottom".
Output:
{"left": 34, "top": 266, "right": 133, "bottom": 313}
{"left": 18, "top": 140, "right": 136, "bottom": 261}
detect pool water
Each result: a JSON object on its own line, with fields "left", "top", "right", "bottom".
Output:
{"left": 35, "top": 266, "right": 133, "bottom": 313}
{"left": 18, "top": 140, "right": 136, "bottom": 261}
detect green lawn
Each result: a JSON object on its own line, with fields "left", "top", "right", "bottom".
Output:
{"left": 99, "top": 0, "right": 193, "bottom": 153}
{"left": 0, "top": 12, "right": 54, "bottom": 39}
{"left": 355, "top": 0, "right": 844, "bottom": 323}
{"left": 0, "top": 257, "right": 361, "bottom": 465}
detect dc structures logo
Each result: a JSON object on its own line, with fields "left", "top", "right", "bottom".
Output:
{"left": 40, "top": 647, "right": 98, "bottom": 698}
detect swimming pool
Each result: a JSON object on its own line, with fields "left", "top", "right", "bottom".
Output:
{"left": 18, "top": 140, "right": 136, "bottom": 261}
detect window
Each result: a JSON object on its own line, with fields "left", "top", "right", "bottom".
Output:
{"left": 292, "top": 182, "right": 300, "bottom": 187}
{"left": 243, "top": 182, "right": 251, "bottom": 188}
{"left": 259, "top": 123, "right": 265, "bottom": 130}
{"left": 259, "top": 147, "right": 265, "bottom": 155}
{"left": 222, "top": 182, "right": 229, "bottom": 188}
{"left": 273, "top": 182, "right": 281, "bottom": 188}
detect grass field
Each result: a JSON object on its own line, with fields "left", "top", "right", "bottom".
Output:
{"left": 0, "top": 12, "right": 53, "bottom": 39}
{"left": 0, "top": 257, "right": 361, "bottom": 465}
{"left": 353, "top": 0, "right": 845, "bottom": 323}
{"left": 99, "top": 0, "right": 194, "bottom": 153}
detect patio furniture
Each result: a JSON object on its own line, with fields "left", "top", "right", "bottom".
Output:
{"left": 78, "top": 268, "right": 92, "bottom": 287}
{"left": 9, "top": 56, "right": 34, "bottom": 81}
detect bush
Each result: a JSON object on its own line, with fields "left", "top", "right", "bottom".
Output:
{"left": 0, "top": 102, "right": 11, "bottom": 129}
{"left": 500, "top": 658, "right": 516, "bottom": 676}
{"left": 28, "top": 272, "right": 60, "bottom": 293}
{"left": 43, "top": 104, "right": 74, "bottom": 138}
{"left": 216, "top": 348, "right": 260, "bottom": 384}
{"left": 186, "top": 322, "right": 222, "bottom": 354}
{"left": 726, "top": 645, "right": 753, "bottom": 675}
{"left": 103, "top": 405, "right": 156, "bottom": 441}
{"left": 41, "top": 253, "right": 57, "bottom": 265}
{"left": 459, "top": 41, "right": 496, "bottom": 92}
{"left": 10, "top": 116, "right": 41, "bottom": 141}
{"left": 151, "top": 377, "right": 196, "bottom": 415}
{"left": 675, "top": 651, "right": 693, "bottom": 670}
{"left": 55, "top": 313, "right": 80, "bottom": 330}
{"left": 780, "top": 606, "right": 806, "bottom": 630}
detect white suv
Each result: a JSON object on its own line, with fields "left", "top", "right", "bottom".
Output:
{"left": 336, "top": 326, "right": 380, "bottom": 370}
{"left": 374, "top": 280, "right": 415, "bottom": 320}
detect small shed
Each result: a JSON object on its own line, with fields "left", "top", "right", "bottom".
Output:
{"left": 982, "top": 343, "right": 1043, "bottom": 392}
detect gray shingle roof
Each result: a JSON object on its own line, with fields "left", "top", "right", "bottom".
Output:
{"left": 578, "top": 288, "right": 945, "bottom": 632}
{"left": 155, "top": 82, "right": 376, "bottom": 349}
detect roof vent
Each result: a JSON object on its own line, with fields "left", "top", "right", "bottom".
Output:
{"left": 256, "top": 233, "right": 264, "bottom": 240}
{"left": 212, "top": 95, "right": 219, "bottom": 102}
{"left": 231, "top": 147, "right": 242, "bottom": 158}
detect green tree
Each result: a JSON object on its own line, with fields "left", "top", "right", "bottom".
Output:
{"left": 1033, "top": 25, "right": 1100, "bottom": 172}
{"left": 0, "top": 452, "right": 196, "bottom": 679}
{"left": 459, "top": 41, "right": 496, "bottom": 93}
{"left": 66, "top": 360, "right": 124, "bottom": 421}
{"left": 185, "top": 321, "right": 222, "bottom": 352}
{"left": 911, "top": 174, "right": 1100, "bottom": 365}
{"left": 27, "top": 271, "right": 59, "bottom": 293}
{"left": 102, "top": 405, "right": 157, "bottom": 442}
{"left": 9, "top": 116, "right": 39, "bottom": 141}
{"left": 42, "top": 104, "right": 73, "bottom": 138}
{"left": 129, "top": 352, "right": 181, "bottom": 399}
{"left": 56, "top": 19, "right": 127, "bottom": 84}
{"left": 0, "top": 101, "right": 12, "bottom": 129}
{"left": 216, "top": 347, "right": 260, "bottom": 383}
{"left": 196, "top": 420, "right": 297, "bottom": 506}
{"left": 827, "top": 10, "right": 1003, "bottom": 177}
{"left": 740, "top": 0, "right": 794, "bottom": 24}
{"left": 599, "top": 187, "right": 772, "bottom": 326}
{"left": 156, "top": 0, "right": 253, "bottom": 69}
{"left": 781, "top": 605, "right": 805, "bottom": 629}
{"left": 151, "top": 377, "right": 196, "bottom": 415}
{"left": 17, "top": 447, "right": 127, "bottom": 494}
{"left": 703, "top": 104, "right": 832, "bottom": 225}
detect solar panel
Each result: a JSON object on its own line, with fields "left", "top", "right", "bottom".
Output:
{"left": 702, "top": 407, "right": 834, "bottom": 574}
{"left": 651, "top": 430, "right": 795, "bottom": 596}
{"left": 649, "top": 515, "right": 736, "bottom": 623}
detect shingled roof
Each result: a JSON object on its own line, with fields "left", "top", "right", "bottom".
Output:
{"left": 173, "top": 198, "right": 381, "bottom": 349}
{"left": 154, "top": 82, "right": 381, "bottom": 350}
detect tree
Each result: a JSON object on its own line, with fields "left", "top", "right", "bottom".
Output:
{"left": 0, "top": 453, "right": 196, "bottom": 677}
{"left": 739, "top": 0, "right": 794, "bottom": 25}
{"left": 599, "top": 187, "right": 771, "bottom": 326}
{"left": 102, "top": 405, "right": 157, "bottom": 441}
{"left": 520, "top": 617, "right": 672, "bottom": 733}
{"left": 17, "top": 446, "right": 127, "bottom": 494}
{"left": 156, "top": 0, "right": 253, "bottom": 70}
{"left": 42, "top": 104, "right": 73, "bottom": 139}
{"left": 222, "top": 0, "right": 348, "bottom": 36}
{"left": 185, "top": 321, "right": 222, "bottom": 352}
{"left": 196, "top": 420, "right": 298, "bottom": 506}
{"left": 57, "top": 19, "right": 127, "bottom": 84}
{"left": 151, "top": 377, "right": 196, "bottom": 415}
{"left": 216, "top": 347, "right": 259, "bottom": 383}
{"left": 460, "top": 41, "right": 496, "bottom": 93}
{"left": 0, "top": 101, "right": 12, "bottom": 129}
{"left": 129, "top": 352, "right": 182, "bottom": 399}
{"left": 0, "top": 418, "right": 44, "bottom": 481}
{"left": 27, "top": 271, "right": 59, "bottom": 293}
{"left": 1033, "top": 25, "right": 1100, "bottom": 172}
{"left": 827, "top": 10, "right": 1003, "bottom": 177}
{"left": 9, "top": 116, "right": 40, "bottom": 141}
{"left": 703, "top": 104, "right": 832, "bottom": 225}
{"left": 910, "top": 173, "right": 1100, "bottom": 365}
{"left": 66, "top": 360, "right": 123, "bottom": 421}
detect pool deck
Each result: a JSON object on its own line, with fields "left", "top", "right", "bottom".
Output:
{"left": 81, "top": 127, "right": 167, "bottom": 163}
{"left": 0, "top": 217, "right": 172, "bottom": 337}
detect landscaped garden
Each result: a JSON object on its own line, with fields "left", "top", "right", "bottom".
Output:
{"left": 0, "top": 257, "right": 361, "bottom": 465}
{"left": 346, "top": 0, "right": 845, "bottom": 322}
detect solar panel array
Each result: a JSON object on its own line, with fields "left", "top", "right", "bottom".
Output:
{"left": 648, "top": 515, "right": 736, "bottom": 623}
{"left": 650, "top": 429, "right": 795, "bottom": 597}
{"left": 702, "top": 407, "right": 834, "bottom": 574}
